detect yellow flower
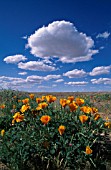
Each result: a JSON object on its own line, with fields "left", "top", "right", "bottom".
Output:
{"left": 79, "top": 115, "right": 88, "bottom": 123}
{"left": 13, "top": 112, "right": 24, "bottom": 123}
{"left": 36, "top": 102, "right": 48, "bottom": 110}
{"left": 85, "top": 146, "right": 93, "bottom": 154}
{"left": 75, "top": 98, "right": 84, "bottom": 106}
{"left": 1, "top": 129, "right": 5, "bottom": 136}
{"left": 80, "top": 106, "right": 92, "bottom": 114}
{"left": 94, "top": 113, "right": 100, "bottom": 121}
{"left": 40, "top": 115, "right": 51, "bottom": 125}
{"left": 22, "top": 98, "right": 29, "bottom": 104}
{"left": 67, "top": 96, "right": 74, "bottom": 103}
{"left": 20, "top": 104, "right": 30, "bottom": 113}
{"left": 104, "top": 122, "right": 111, "bottom": 128}
{"left": 69, "top": 101, "right": 78, "bottom": 112}
{"left": 46, "top": 95, "right": 57, "bottom": 103}
{"left": 60, "top": 99, "right": 70, "bottom": 107}
{"left": 58, "top": 125, "right": 66, "bottom": 135}
{"left": 29, "top": 93, "right": 34, "bottom": 99}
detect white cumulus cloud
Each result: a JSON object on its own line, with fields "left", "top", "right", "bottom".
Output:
{"left": 91, "top": 78, "right": 111, "bottom": 84}
{"left": 96, "top": 31, "right": 110, "bottom": 39}
{"left": 18, "top": 61, "right": 56, "bottom": 71}
{"left": 54, "top": 79, "right": 64, "bottom": 83}
{"left": 18, "top": 72, "right": 27, "bottom": 75}
{"left": 44, "top": 75, "right": 61, "bottom": 81}
{"left": 26, "top": 75, "right": 43, "bottom": 83}
{"left": 26, "top": 74, "right": 61, "bottom": 83}
{"left": 4, "top": 55, "right": 27, "bottom": 64}
{"left": 27, "top": 20, "right": 98, "bottom": 63}
{"left": 63, "top": 69, "right": 87, "bottom": 78}
{"left": 65, "top": 81, "right": 88, "bottom": 85}
{"left": 89, "top": 66, "right": 111, "bottom": 76}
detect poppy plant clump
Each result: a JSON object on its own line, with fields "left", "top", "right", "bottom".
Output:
{"left": 0, "top": 91, "right": 110, "bottom": 170}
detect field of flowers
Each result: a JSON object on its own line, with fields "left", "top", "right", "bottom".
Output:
{"left": 0, "top": 90, "right": 111, "bottom": 170}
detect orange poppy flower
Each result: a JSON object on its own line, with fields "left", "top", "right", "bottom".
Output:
{"left": 36, "top": 102, "right": 48, "bottom": 110}
{"left": 46, "top": 95, "right": 57, "bottom": 103}
{"left": 75, "top": 98, "right": 84, "bottom": 106}
{"left": 60, "top": 99, "right": 70, "bottom": 107}
{"left": 94, "top": 113, "right": 100, "bottom": 121}
{"left": 104, "top": 122, "right": 111, "bottom": 128}
{"left": 22, "top": 98, "right": 29, "bottom": 104}
{"left": 13, "top": 105, "right": 16, "bottom": 109}
{"left": 29, "top": 93, "right": 34, "bottom": 99}
{"left": 80, "top": 106, "right": 92, "bottom": 114}
{"left": 79, "top": 115, "right": 88, "bottom": 123}
{"left": 18, "top": 99, "right": 21, "bottom": 102}
{"left": 85, "top": 146, "right": 93, "bottom": 154}
{"left": 67, "top": 96, "right": 74, "bottom": 103}
{"left": 1, "top": 129, "right": 5, "bottom": 136}
{"left": 36, "top": 98, "right": 42, "bottom": 104}
{"left": 58, "top": 125, "right": 66, "bottom": 135}
{"left": 20, "top": 104, "right": 30, "bottom": 113}
{"left": 91, "top": 107, "right": 98, "bottom": 114}
{"left": 69, "top": 102, "right": 78, "bottom": 112}
{"left": 0, "top": 104, "right": 5, "bottom": 109}
{"left": 41, "top": 96, "right": 46, "bottom": 101}
{"left": 40, "top": 115, "right": 51, "bottom": 125}
{"left": 13, "top": 112, "right": 24, "bottom": 123}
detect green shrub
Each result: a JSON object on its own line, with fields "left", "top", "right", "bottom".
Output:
{"left": 0, "top": 92, "right": 110, "bottom": 170}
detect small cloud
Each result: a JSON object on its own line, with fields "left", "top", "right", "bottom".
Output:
{"left": 22, "top": 35, "right": 28, "bottom": 39}
{"left": 4, "top": 55, "right": 27, "bottom": 64}
{"left": 99, "top": 46, "right": 104, "bottom": 50}
{"left": 54, "top": 79, "right": 64, "bottom": 83}
{"left": 96, "top": 31, "right": 110, "bottom": 39}
{"left": 38, "top": 85, "right": 51, "bottom": 89}
{"left": 52, "top": 84, "right": 57, "bottom": 87}
{"left": 26, "top": 75, "right": 43, "bottom": 83}
{"left": 89, "top": 66, "right": 111, "bottom": 76}
{"left": 65, "top": 81, "right": 88, "bottom": 85}
{"left": 18, "top": 72, "right": 27, "bottom": 75}
{"left": 91, "top": 78, "right": 111, "bottom": 84}
{"left": 26, "top": 74, "right": 61, "bottom": 83}
{"left": 18, "top": 61, "right": 56, "bottom": 71}
{"left": 27, "top": 20, "right": 98, "bottom": 63}
{"left": 44, "top": 75, "right": 61, "bottom": 81}
{"left": 63, "top": 69, "right": 87, "bottom": 78}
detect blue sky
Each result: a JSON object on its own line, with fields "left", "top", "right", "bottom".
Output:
{"left": 0, "top": 0, "right": 111, "bottom": 92}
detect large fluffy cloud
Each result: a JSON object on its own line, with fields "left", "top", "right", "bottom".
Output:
{"left": 89, "top": 66, "right": 111, "bottom": 76}
{"left": 4, "top": 55, "right": 27, "bottom": 64}
{"left": 18, "top": 61, "right": 56, "bottom": 71}
{"left": 27, "top": 20, "right": 98, "bottom": 63}
{"left": 63, "top": 69, "right": 87, "bottom": 78}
